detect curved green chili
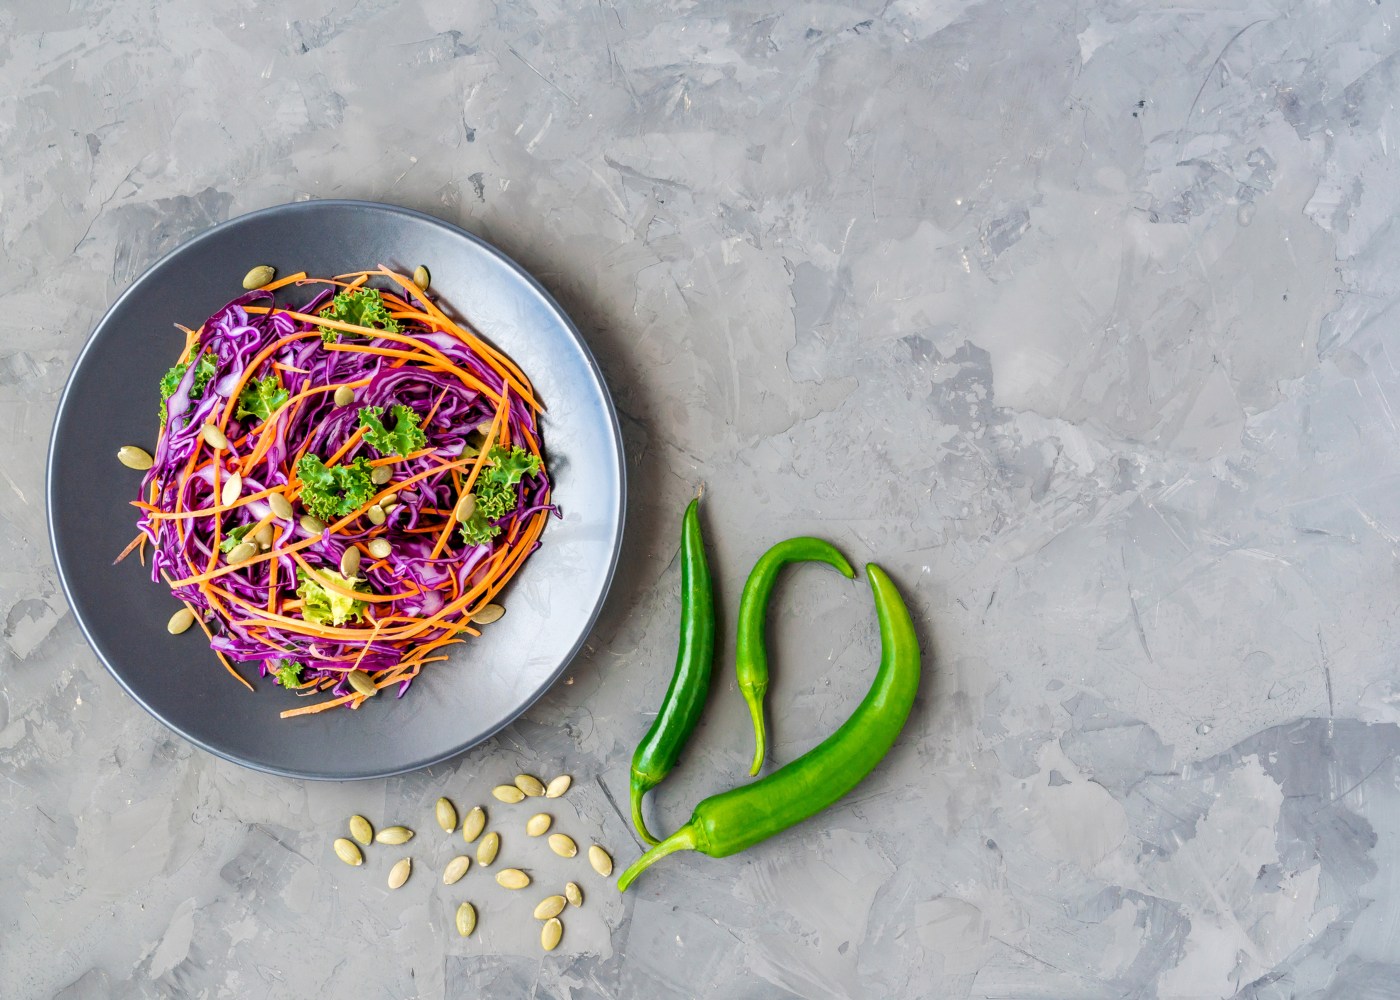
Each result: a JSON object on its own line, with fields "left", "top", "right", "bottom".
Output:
{"left": 618, "top": 563, "right": 919, "bottom": 889}
{"left": 737, "top": 537, "right": 855, "bottom": 775}
{"left": 629, "top": 496, "right": 716, "bottom": 845}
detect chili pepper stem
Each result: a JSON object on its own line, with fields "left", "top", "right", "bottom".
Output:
{"left": 617, "top": 824, "right": 698, "bottom": 892}
{"left": 743, "top": 684, "right": 767, "bottom": 776}
{"left": 630, "top": 782, "right": 661, "bottom": 846}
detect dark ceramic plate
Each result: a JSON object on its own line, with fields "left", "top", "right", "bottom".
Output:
{"left": 47, "top": 200, "right": 625, "bottom": 780}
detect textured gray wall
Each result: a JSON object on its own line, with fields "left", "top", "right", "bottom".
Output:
{"left": 4, "top": 1, "right": 1399, "bottom": 997}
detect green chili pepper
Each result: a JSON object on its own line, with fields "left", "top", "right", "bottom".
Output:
{"left": 629, "top": 496, "right": 716, "bottom": 845}
{"left": 737, "top": 537, "right": 856, "bottom": 776}
{"left": 617, "top": 563, "right": 919, "bottom": 890}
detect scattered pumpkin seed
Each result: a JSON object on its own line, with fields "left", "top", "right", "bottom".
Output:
{"left": 379, "top": 492, "right": 398, "bottom": 507}
{"left": 382, "top": 503, "right": 399, "bottom": 517}
{"left": 349, "top": 815, "right": 373, "bottom": 845}
{"left": 117, "top": 446, "right": 154, "bottom": 471}
{"left": 471, "top": 603, "right": 505, "bottom": 625}
{"left": 492, "top": 784, "right": 525, "bottom": 804}
{"left": 461, "top": 806, "right": 486, "bottom": 843}
{"left": 455, "top": 901, "right": 477, "bottom": 938}
{"left": 371, "top": 465, "right": 392, "bottom": 485}
{"left": 333, "top": 838, "right": 363, "bottom": 866}
{"left": 548, "top": 834, "right": 577, "bottom": 858}
{"left": 200, "top": 423, "right": 229, "bottom": 450}
{"left": 366, "top": 505, "right": 387, "bottom": 526}
{"left": 453, "top": 493, "right": 477, "bottom": 522}
{"left": 436, "top": 797, "right": 458, "bottom": 832}
{"left": 476, "top": 831, "right": 499, "bottom": 866}
{"left": 526, "top": 813, "right": 552, "bottom": 837}
{"left": 564, "top": 882, "right": 583, "bottom": 907}
{"left": 242, "top": 265, "right": 276, "bottom": 290}
{"left": 545, "top": 775, "right": 572, "bottom": 798}
{"left": 495, "top": 868, "right": 530, "bottom": 889}
{"left": 253, "top": 523, "right": 274, "bottom": 550}
{"left": 220, "top": 472, "right": 242, "bottom": 507}
{"left": 514, "top": 774, "right": 545, "bottom": 797}
{"left": 267, "top": 492, "right": 293, "bottom": 520}
{"left": 413, "top": 265, "right": 431, "bottom": 290}
{"left": 333, "top": 384, "right": 355, "bottom": 407}
{"left": 166, "top": 608, "right": 196, "bottom": 635}
{"left": 387, "top": 857, "right": 411, "bottom": 889}
{"left": 347, "top": 669, "right": 377, "bottom": 698}
{"left": 340, "top": 545, "right": 362, "bottom": 578}
{"left": 367, "top": 538, "right": 392, "bottom": 559}
{"left": 588, "top": 845, "right": 613, "bottom": 877}
{"left": 533, "top": 895, "right": 566, "bottom": 920}
{"left": 443, "top": 855, "right": 471, "bottom": 885}
{"left": 375, "top": 826, "right": 414, "bottom": 845}
{"left": 226, "top": 541, "right": 257, "bottom": 564}
{"left": 300, "top": 514, "right": 326, "bottom": 535}
{"left": 541, "top": 917, "right": 562, "bottom": 952}
{"left": 475, "top": 420, "right": 495, "bottom": 436}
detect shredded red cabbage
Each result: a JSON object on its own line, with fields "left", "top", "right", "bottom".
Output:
{"left": 133, "top": 275, "right": 552, "bottom": 711}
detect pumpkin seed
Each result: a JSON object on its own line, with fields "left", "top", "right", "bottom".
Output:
{"left": 461, "top": 806, "right": 486, "bottom": 843}
{"left": 475, "top": 420, "right": 495, "bottom": 436}
{"left": 475, "top": 831, "right": 499, "bottom": 866}
{"left": 492, "top": 784, "right": 525, "bottom": 804}
{"left": 117, "top": 445, "right": 154, "bottom": 471}
{"left": 533, "top": 895, "right": 566, "bottom": 920}
{"left": 436, "top": 797, "right": 458, "bottom": 832}
{"left": 541, "top": 917, "right": 562, "bottom": 951}
{"left": 371, "top": 465, "right": 392, "bottom": 485}
{"left": 588, "top": 845, "right": 613, "bottom": 877}
{"left": 382, "top": 503, "right": 399, "bottom": 517}
{"left": 268, "top": 492, "right": 293, "bottom": 520}
{"left": 367, "top": 538, "right": 392, "bottom": 559}
{"left": 526, "top": 813, "right": 551, "bottom": 837}
{"left": 375, "top": 825, "right": 414, "bottom": 845}
{"left": 547, "top": 834, "right": 577, "bottom": 858}
{"left": 226, "top": 541, "right": 257, "bottom": 564}
{"left": 514, "top": 774, "right": 545, "bottom": 797}
{"left": 349, "top": 815, "right": 373, "bottom": 845}
{"left": 333, "top": 838, "right": 363, "bottom": 866}
{"left": 471, "top": 604, "right": 505, "bottom": 626}
{"left": 564, "top": 882, "right": 583, "bottom": 907}
{"left": 455, "top": 901, "right": 477, "bottom": 937}
{"left": 443, "top": 855, "right": 470, "bottom": 885}
{"left": 242, "top": 265, "right": 276, "bottom": 290}
{"left": 545, "top": 775, "right": 572, "bottom": 799}
{"left": 379, "top": 492, "right": 398, "bottom": 507}
{"left": 333, "top": 384, "right": 355, "bottom": 407}
{"left": 413, "top": 265, "right": 431, "bottom": 290}
{"left": 339, "top": 545, "right": 362, "bottom": 577}
{"left": 300, "top": 514, "right": 326, "bottom": 535}
{"left": 387, "top": 857, "right": 411, "bottom": 889}
{"left": 200, "top": 423, "right": 229, "bottom": 450}
{"left": 166, "top": 608, "right": 196, "bottom": 635}
{"left": 367, "top": 505, "right": 386, "bottom": 526}
{"left": 347, "top": 669, "right": 377, "bottom": 697}
{"left": 453, "top": 493, "right": 476, "bottom": 522}
{"left": 220, "top": 472, "right": 242, "bottom": 507}
{"left": 495, "top": 868, "right": 530, "bottom": 889}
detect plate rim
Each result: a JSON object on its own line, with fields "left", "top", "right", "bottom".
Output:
{"left": 45, "top": 198, "right": 627, "bottom": 780}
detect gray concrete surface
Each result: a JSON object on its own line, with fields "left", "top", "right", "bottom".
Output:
{"left": 3, "top": 1, "right": 1399, "bottom": 997}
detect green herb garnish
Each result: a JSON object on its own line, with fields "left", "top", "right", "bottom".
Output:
{"left": 295, "top": 568, "right": 367, "bottom": 627}
{"left": 295, "top": 454, "right": 376, "bottom": 523}
{"left": 158, "top": 351, "right": 217, "bottom": 426}
{"left": 458, "top": 445, "right": 542, "bottom": 546}
{"left": 318, "top": 288, "right": 400, "bottom": 344}
{"left": 273, "top": 659, "right": 304, "bottom": 688}
{"left": 235, "top": 374, "right": 289, "bottom": 423}
{"left": 358, "top": 404, "right": 427, "bottom": 458}
{"left": 218, "top": 524, "right": 254, "bottom": 553}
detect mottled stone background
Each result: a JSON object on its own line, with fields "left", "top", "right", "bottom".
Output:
{"left": 4, "top": 1, "right": 1400, "bottom": 997}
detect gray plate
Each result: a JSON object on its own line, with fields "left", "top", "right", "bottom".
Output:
{"left": 46, "top": 200, "right": 625, "bottom": 780}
